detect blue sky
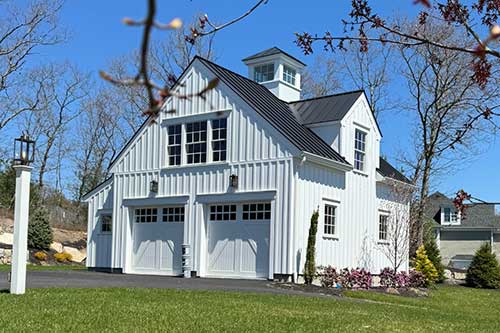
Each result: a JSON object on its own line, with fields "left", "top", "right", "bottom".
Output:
{"left": 25, "top": 0, "right": 500, "bottom": 202}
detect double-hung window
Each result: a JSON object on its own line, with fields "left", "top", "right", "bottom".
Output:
{"left": 167, "top": 124, "right": 182, "bottom": 166}
{"left": 442, "top": 207, "right": 458, "bottom": 224}
{"left": 186, "top": 121, "right": 207, "bottom": 164}
{"left": 379, "top": 214, "right": 388, "bottom": 241}
{"left": 101, "top": 215, "right": 112, "bottom": 233}
{"left": 212, "top": 118, "right": 227, "bottom": 162}
{"left": 354, "top": 129, "right": 367, "bottom": 171}
{"left": 283, "top": 64, "right": 296, "bottom": 85}
{"left": 254, "top": 63, "right": 274, "bottom": 83}
{"left": 324, "top": 204, "right": 337, "bottom": 236}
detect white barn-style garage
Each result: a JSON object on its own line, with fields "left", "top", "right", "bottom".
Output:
{"left": 83, "top": 47, "right": 411, "bottom": 280}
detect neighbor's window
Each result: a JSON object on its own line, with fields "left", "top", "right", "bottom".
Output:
{"left": 168, "top": 124, "right": 182, "bottom": 166}
{"left": 135, "top": 208, "right": 158, "bottom": 223}
{"left": 243, "top": 203, "right": 271, "bottom": 221}
{"left": 379, "top": 214, "right": 388, "bottom": 241}
{"left": 282, "top": 64, "right": 296, "bottom": 85}
{"left": 162, "top": 207, "right": 185, "bottom": 223}
{"left": 324, "top": 204, "right": 336, "bottom": 236}
{"left": 209, "top": 205, "right": 237, "bottom": 221}
{"left": 186, "top": 121, "right": 207, "bottom": 164}
{"left": 212, "top": 118, "right": 227, "bottom": 162}
{"left": 254, "top": 63, "right": 274, "bottom": 83}
{"left": 101, "top": 215, "right": 112, "bottom": 233}
{"left": 354, "top": 129, "right": 367, "bottom": 171}
{"left": 443, "top": 207, "right": 458, "bottom": 224}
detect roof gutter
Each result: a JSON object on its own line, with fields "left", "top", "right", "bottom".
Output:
{"left": 300, "top": 151, "right": 353, "bottom": 172}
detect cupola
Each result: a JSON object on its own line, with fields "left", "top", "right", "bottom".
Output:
{"left": 242, "top": 47, "right": 305, "bottom": 102}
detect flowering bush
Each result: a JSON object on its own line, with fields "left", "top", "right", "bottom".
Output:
{"left": 409, "top": 270, "right": 426, "bottom": 288}
{"left": 318, "top": 267, "right": 372, "bottom": 289}
{"left": 380, "top": 268, "right": 425, "bottom": 288}
{"left": 319, "top": 266, "right": 341, "bottom": 288}
{"left": 34, "top": 251, "right": 48, "bottom": 261}
{"left": 54, "top": 252, "right": 72, "bottom": 263}
{"left": 342, "top": 268, "right": 372, "bottom": 289}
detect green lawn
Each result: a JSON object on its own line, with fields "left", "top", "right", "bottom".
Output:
{"left": 0, "top": 285, "right": 498, "bottom": 331}
{"left": 0, "top": 264, "right": 85, "bottom": 271}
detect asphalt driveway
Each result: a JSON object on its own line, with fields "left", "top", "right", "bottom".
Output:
{"left": 0, "top": 270, "right": 320, "bottom": 296}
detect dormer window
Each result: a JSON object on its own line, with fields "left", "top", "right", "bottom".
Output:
{"left": 283, "top": 64, "right": 296, "bottom": 85}
{"left": 254, "top": 63, "right": 274, "bottom": 83}
{"left": 442, "top": 207, "right": 459, "bottom": 225}
{"left": 354, "top": 129, "right": 367, "bottom": 171}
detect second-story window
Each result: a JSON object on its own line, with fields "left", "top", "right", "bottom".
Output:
{"left": 354, "top": 129, "right": 367, "bottom": 171}
{"left": 442, "top": 207, "right": 458, "bottom": 224}
{"left": 186, "top": 121, "right": 207, "bottom": 164}
{"left": 212, "top": 118, "right": 227, "bottom": 162}
{"left": 254, "top": 63, "right": 274, "bottom": 83}
{"left": 283, "top": 64, "right": 296, "bottom": 85}
{"left": 167, "top": 124, "right": 182, "bottom": 166}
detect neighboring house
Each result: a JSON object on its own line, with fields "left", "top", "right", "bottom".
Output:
{"left": 425, "top": 192, "right": 500, "bottom": 269}
{"left": 83, "top": 47, "right": 411, "bottom": 280}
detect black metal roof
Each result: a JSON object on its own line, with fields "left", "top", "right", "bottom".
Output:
{"left": 197, "top": 57, "right": 349, "bottom": 164}
{"left": 289, "top": 91, "right": 364, "bottom": 125}
{"left": 242, "top": 47, "right": 306, "bottom": 66}
{"left": 377, "top": 157, "right": 411, "bottom": 183}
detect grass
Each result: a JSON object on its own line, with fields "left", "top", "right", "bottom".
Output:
{"left": 0, "top": 285, "right": 498, "bottom": 331}
{"left": 0, "top": 264, "right": 85, "bottom": 272}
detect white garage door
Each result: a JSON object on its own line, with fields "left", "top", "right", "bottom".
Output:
{"left": 207, "top": 203, "right": 270, "bottom": 279}
{"left": 132, "top": 207, "right": 184, "bottom": 275}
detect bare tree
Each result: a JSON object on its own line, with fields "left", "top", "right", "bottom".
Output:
{"left": 25, "top": 63, "right": 89, "bottom": 190}
{"left": 397, "top": 22, "right": 500, "bottom": 253}
{"left": 301, "top": 55, "right": 342, "bottom": 99}
{"left": 0, "top": 0, "right": 64, "bottom": 132}
{"left": 378, "top": 180, "right": 414, "bottom": 271}
{"left": 301, "top": 42, "right": 392, "bottom": 117}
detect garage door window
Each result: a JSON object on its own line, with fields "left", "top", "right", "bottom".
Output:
{"left": 135, "top": 208, "right": 158, "bottom": 223}
{"left": 162, "top": 207, "right": 185, "bottom": 222}
{"left": 243, "top": 203, "right": 271, "bottom": 221}
{"left": 210, "top": 205, "right": 237, "bottom": 221}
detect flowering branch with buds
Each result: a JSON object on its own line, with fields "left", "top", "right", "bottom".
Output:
{"left": 99, "top": 0, "right": 266, "bottom": 118}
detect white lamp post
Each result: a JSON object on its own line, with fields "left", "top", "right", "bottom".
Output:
{"left": 10, "top": 133, "right": 35, "bottom": 295}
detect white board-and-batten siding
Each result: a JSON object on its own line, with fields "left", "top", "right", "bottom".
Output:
{"left": 86, "top": 180, "right": 113, "bottom": 268}
{"left": 105, "top": 60, "right": 298, "bottom": 276}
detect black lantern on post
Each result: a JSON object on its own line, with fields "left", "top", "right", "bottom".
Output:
{"left": 13, "top": 133, "right": 35, "bottom": 166}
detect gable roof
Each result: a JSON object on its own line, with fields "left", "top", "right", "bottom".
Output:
{"left": 197, "top": 57, "right": 349, "bottom": 165}
{"left": 242, "top": 47, "right": 306, "bottom": 66}
{"left": 377, "top": 157, "right": 411, "bottom": 183}
{"left": 288, "top": 91, "right": 364, "bottom": 125}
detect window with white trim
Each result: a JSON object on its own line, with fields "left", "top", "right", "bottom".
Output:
{"left": 324, "top": 204, "right": 336, "bottom": 236}
{"left": 442, "top": 207, "right": 459, "bottom": 224}
{"left": 135, "top": 208, "right": 158, "bottom": 223}
{"left": 101, "top": 215, "right": 112, "bottom": 233}
{"left": 211, "top": 118, "right": 227, "bottom": 162}
{"left": 209, "top": 204, "right": 237, "bottom": 221}
{"left": 282, "top": 64, "right": 296, "bottom": 85}
{"left": 162, "top": 207, "right": 185, "bottom": 222}
{"left": 186, "top": 121, "right": 207, "bottom": 164}
{"left": 354, "top": 129, "right": 367, "bottom": 171}
{"left": 254, "top": 63, "right": 274, "bottom": 83}
{"left": 379, "top": 214, "right": 388, "bottom": 241}
{"left": 167, "top": 124, "right": 182, "bottom": 166}
{"left": 243, "top": 203, "right": 271, "bottom": 221}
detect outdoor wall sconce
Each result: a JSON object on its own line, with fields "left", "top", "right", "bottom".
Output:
{"left": 150, "top": 180, "right": 158, "bottom": 194}
{"left": 13, "top": 133, "right": 35, "bottom": 166}
{"left": 229, "top": 174, "right": 238, "bottom": 188}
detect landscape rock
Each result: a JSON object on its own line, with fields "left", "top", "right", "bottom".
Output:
{"left": 62, "top": 246, "right": 86, "bottom": 263}
{"left": 408, "top": 288, "right": 428, "bottom": 297}
{"left": 50, "top": 242, "right": 64, "bottom": 253}
{"left": 0, "top": 232, "right": 13, "bottom": 245}
{"left": 386, "top": 287, "right": 400, "bottom": 295}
